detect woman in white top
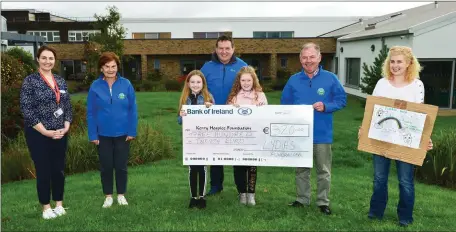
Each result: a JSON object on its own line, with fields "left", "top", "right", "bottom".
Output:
{"left": 359, "top": 46, "right": 433, "bottom": 227}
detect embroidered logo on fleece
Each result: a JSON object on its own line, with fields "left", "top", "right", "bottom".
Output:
{"left": 118, "top": 93, "right": 126, "bottom": 100}
{"left": 317, "top": 88, "right": 325, "bottom": 96}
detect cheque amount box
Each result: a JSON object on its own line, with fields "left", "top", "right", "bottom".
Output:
{"left": 269, "top": 123, "right": 310, "bottom": 137}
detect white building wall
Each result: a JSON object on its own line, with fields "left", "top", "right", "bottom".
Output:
{"left": 383, "top": 34, "right": 413, "bottom": 48}
{"left": 338, "top": 34, "right": 414, "bottom": 97}
{"left": 120, "top": 17, "right": 360, "bottom": 39}
{"left": 338, "top": 38, "right": 383, "bottom": 97}
{"left": 413, "top": 20, "right": 456, "bottom": 58}
{"left": 1, "top": 16, "right": 7, "bottom": 51}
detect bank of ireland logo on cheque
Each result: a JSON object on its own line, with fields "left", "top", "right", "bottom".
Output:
{"left": 118, "top": 93, "right": 126, "bottom": 100}
{"left": 237, "top": 107, "right": 252, "bottom": 116}
{"left": 317, "top": 88, "right": 325, "bottom": 96}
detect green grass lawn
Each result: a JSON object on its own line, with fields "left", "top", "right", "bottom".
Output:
{"left": 2, "top": 92, "right": 455, "bottom": 231}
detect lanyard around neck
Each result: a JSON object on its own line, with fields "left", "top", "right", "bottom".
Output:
{"left": 39, "top": 71, "right": 60, "bottom": 104}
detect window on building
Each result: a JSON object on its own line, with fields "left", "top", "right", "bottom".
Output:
{"left": 145, "top": 33, "right": 159, "bottom": 39}
{"left": 60, "top": 60, "right": 86, "bottom": 80}
{"left": 12, "top": 17, "right": 27, "bottom": 22}
{"left": 280, "top": 31, "right": 293, "bottom": 38}
{"left": 253, "top": 31, "right": 294, "bottom": 38}
{"left": 280, "top": 58, "right": 288, "bottom": 68}
{"left": 68, "top": 30, "right": 100, "bottom": 42}
{"left": 181, "top": 60, "right": 206, "bottom": 75}
{"left": 27, "top": 31, "right": 60, "bottom": 42}
{"left": 132, "top": 32, "right": 171, "bottom": 39}
{"left": 345, "top": 58, "right": 361, "bottom": 87}
{"left": 154, "top": 59, "right": 160, "bottom": 69}
{"left": 193, "top": 32, "right": 231, "bottom": 39}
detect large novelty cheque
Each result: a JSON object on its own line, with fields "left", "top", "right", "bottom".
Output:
{"left": 182, "top": 105, "right": 314, "bottom": 167}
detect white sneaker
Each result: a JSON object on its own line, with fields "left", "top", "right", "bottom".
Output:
{"left": 102, "top": 197, "right": 113, "bottom": 208}
{"left": 42, "top": 208, "right": 57, "bottom": 220}
{"left": 239, "top": 193, "right": 247, "bottom": 205}
{"left": 53, "top": 206, "right": 67, "bottom": 216}
{"left": 117, "top": 195, "right": 128, "bottom": 206}
{"left": 247, "top": 193, "right": 256, "bottom": 206}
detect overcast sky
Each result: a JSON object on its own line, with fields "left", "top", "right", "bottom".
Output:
{"left": 1, "top": 2, "right": 432, "bottom": 19}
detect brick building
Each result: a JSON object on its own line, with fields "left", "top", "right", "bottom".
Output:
{"left": 2, "top": 9, "right": 342, "bottom": 80}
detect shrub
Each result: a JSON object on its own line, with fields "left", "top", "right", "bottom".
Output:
{"left": 140, "top": 80, "right": 165, "bottom": 92}
{"left": 165, "top": 79, "right": 183, "bottom": 91}
{"left": 66, "top": 80, "right": 82, "bottom": 94}
{"left": 141, "top": 80, "right": 154, "bottom": 91}
{"left": 70, "top": 100, "right": 88, "bottom": 133}
{"left": 261, "top": 80, "right": 274, "bottom": 92}
{"left": 147, "top": 69, "right": 164, "bottom": 82}
{"left": 276, "top": 68, "right": 293, "bottom": 80}
{"left": 1, "top": 53, "right": 28, "bottom": 86}
{"left": 415, "top": 128, "right": 456, "bottom": 189}
{"left": 0, "top": 131, "right": 35, "bottom": 183}
{"left": 151, "top": 81, "right": 166, "bottom": 91}
{"left": 271, "top": 78, "right": 288, "bottom": 91}
{"left": 1, "top": 53, "right": 28, "bottom": 147}
{"left": 1, "top": 120, "right": 174, "bottom": 183}
{"left": 5, "top": 47, "right": 36, "bottom": 75}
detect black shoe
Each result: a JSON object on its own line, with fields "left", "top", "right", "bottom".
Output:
{"left": 288, "top": 201, "right": 304, "bottom": 207}
{"left": 197, "top": 198, "right": 206, "bottom": 209}
{"left": 319, "top": 205, "right": 332, "bottom": 215}
{"left": 188, "top": 198, "right": 198, "bottom": 208}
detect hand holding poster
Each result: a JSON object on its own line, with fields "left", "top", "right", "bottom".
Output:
{"left": 358, "top": 95, "right": 438, "bottom": 166}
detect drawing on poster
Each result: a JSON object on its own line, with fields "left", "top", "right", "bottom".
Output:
{"left": 368, "top": 104, "right": 427, "bottom": 149}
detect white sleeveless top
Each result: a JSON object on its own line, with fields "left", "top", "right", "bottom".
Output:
{"left": 372, "top": 78, "right": 425, "bottom": 104}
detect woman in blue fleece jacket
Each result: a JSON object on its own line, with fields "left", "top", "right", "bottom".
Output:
{"left": 86, "top": 52, "right": 138, "bottom": 208}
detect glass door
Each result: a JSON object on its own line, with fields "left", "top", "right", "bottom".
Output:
{"left": 60, "top": 60, "right": 74, "bottom": 80}
{"left": 419, "top": 60, "right": 453, "bottom": 108}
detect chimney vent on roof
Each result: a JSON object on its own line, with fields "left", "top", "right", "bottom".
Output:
{"left": 435, "top": 1, "right": 439, "bottom": 8}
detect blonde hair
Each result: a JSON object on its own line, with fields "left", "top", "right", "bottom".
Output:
{"left": 227, "top": 66, "right": 263, "bottom": 104}
{"left": 177, "top": 70, "right": 213, "bottom": 114}
{"left": 382, "top": 46, "right": 422, "bottom": 82}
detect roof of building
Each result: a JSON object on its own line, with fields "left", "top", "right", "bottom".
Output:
{"left": 318, "top": 1, "right": 456, "bottom": 41}
{"left": 119, "top": 16, "right": 364, "bottom": 23}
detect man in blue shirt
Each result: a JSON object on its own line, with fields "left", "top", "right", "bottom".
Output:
{"left": 201, "top": 35, "right": 247, "bottom": 195}
{"left": 281, "top": 42, "right": 347, "bottom": 215}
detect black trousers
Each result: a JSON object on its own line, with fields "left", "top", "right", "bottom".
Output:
{"left": 210, "top": 165, "right": 224, "bottom": 188}
{"left": 189, "top": 165, "right": 207, "bottom": 198}
{"left": 233, "top": 166, "right": 257, "bottom": 193}
{"left": 25, "top": 127, "right": 68, "bottom": 205}
{"left": 98, "top": 135, "right": 130, "bottom": 195}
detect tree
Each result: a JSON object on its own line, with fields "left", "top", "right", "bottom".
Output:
{"left": 84, "top": 5, "right": 127, "bottom": 75}
{"left": 91, "top": 5, "right": 127, "bottom": 55}
{"left": 82, "top": 5, "right": 128, "bottom": 86}
{"left": 359, "top": 44, "right": 389, "bottom": 107}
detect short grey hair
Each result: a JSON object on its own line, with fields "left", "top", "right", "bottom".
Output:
{"left": 300, "top": 42, "right": 321, "bottom": 56}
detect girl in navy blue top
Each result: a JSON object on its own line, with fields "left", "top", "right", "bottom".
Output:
{"left": 86, "top": 52, "right": 138, "bottom": 208}
{"left": 177, "top": 70, "right": 214, "bottom": 209}
{"left": 20, "top": 46, "right": 73, "bottom": 220}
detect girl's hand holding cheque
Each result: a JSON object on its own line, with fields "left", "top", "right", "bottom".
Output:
{"left": 204, "top": 102, "right": 213, "bottom": 108}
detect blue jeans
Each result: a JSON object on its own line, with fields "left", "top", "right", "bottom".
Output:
{"left": 368, "top": 154, "right": 415, "bottom": 224}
